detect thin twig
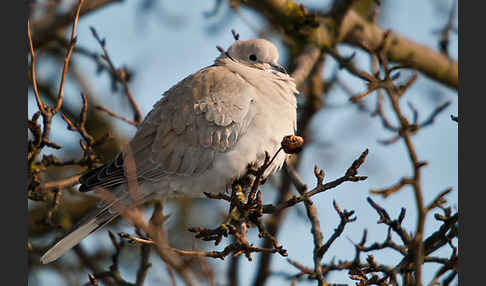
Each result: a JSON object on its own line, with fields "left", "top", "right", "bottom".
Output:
{"left": 90, "top": 27, "right": 142, "bottom": 126}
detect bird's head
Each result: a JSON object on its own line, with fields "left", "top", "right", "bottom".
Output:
{"left": 223, "top": 39, "right": 287, "bottom": 74}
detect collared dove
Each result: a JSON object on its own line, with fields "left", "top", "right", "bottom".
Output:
{"left": 41, "top": 38, "right": 298, "bottom": 264}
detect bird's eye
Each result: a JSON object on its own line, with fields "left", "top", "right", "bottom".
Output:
{"left": 249, "top": 54, "right": 257, "bottom": 61}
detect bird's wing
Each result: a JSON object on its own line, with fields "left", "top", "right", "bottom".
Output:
{"left": 79, "top": 65, "right": 257, "bottom": 192}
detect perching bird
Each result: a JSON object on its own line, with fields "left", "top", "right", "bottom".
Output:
{"left": 41, "top": 38, "right": 298, "bottom": 264}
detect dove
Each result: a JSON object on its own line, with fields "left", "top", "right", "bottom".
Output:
{"left": 41, "top": 38, "right": 298, "bottom": 264}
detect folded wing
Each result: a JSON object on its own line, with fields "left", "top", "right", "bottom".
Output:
{"left": 79, "top": 65, "right": 257, "bottom": 192}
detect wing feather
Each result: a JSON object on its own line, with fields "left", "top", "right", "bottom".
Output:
{"left": 79, "top": 65, "right": 256, "bottom": 192}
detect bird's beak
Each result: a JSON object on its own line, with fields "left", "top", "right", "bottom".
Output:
{"left": 270, "top": 62, "right": 287, "bottom": 74}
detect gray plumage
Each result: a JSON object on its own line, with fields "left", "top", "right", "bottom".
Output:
{"left": 41, "top": 38, "right": 298, "bottom": 264}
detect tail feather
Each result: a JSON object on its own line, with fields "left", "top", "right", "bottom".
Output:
{"left": 41, "top": 183, "right": 153, "bottom": 264}
{"left": 40, "top": 203, "right": 120, "bottom": 264}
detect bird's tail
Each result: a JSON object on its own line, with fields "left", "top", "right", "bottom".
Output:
{"left": 40, "top": 196, "right": 126, "bottom": 264}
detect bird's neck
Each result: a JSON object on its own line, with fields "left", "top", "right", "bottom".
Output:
{"left": 214, "top": 57, "right": 298, "bottom": 106}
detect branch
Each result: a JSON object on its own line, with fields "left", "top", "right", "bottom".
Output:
{"left": 90, "top": 27, "right": 143, "bottom": 126}
{"left": 240, "top": 0, "right": 458, "bottom": 89}
{"left": 32, "top": 0, "right": 122, "bottom": 48}
{"left": 265, "top": 149, "right": 368, "bottom": 214}
{"left": 291, "top": 46, "right": 321, "bottom": 87}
